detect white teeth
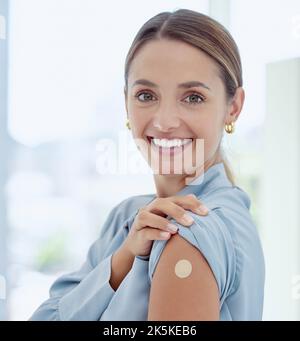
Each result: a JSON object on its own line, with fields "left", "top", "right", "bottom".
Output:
{"left": 152, "top": 138, "right": 193, "bottom": 148}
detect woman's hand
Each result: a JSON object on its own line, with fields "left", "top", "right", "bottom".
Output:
{"left": 123, "top": 194, "right": 209, "bottom": 258}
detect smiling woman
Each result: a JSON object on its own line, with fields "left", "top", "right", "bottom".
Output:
{"left": 30, "top": 8, "right": 264, "bottom": 321}
{"left": 123, "top": 8, "right": 263, "bottom": 321}
{"left": 123, "top": 13, "right": 244, "bottom": 196}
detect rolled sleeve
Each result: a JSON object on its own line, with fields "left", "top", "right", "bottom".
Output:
{"left": 148, "top": 208, "right": 237, "bottom": 304}
{"left": 58, "top": 253, "right": 115, "bottom": 320}
{"left": 30, "top": 253, "right": 116, "bottom": 321}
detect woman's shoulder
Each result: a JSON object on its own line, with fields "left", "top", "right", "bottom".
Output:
{"left": 99, "top": 193, "right": 156, "bottom": 238}
{"left": 118, "top": 193, "right": 156, "bottom": 212}
{"left": 197, "top": 184, "right": 258, "bottom": 239}
{"left": 200, "top": 184, "right": 251, "bottom": 212}
{"left": 195, "top": 185, "right": 265, "bottom": 294}
{"left": 111, "top": 193, "right": 156, "bottom": 220}
{"left": 198, "top": 184, "right": 260, "bottom": 251}
{"left": 148, "top": 186, "right": 246, "bottom": 301}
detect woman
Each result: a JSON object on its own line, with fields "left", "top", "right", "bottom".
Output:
{"left": 30, "top": 9, "right": 265, "bottom": 321}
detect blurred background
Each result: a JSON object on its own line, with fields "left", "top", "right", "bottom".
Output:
{"left": 0, "top": 0, "right": 299, "bottom": 320}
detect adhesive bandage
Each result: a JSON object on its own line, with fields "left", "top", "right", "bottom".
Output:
{"left": 174, "top": 259, "right": 192, "bottom": 278}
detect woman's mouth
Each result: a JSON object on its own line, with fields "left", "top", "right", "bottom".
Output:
{"left": 145, "top": 136, "right": 194, "bottom": 156}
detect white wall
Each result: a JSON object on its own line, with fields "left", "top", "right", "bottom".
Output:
{"left": 262, "top": 57, "right": 300, "bottom": 320}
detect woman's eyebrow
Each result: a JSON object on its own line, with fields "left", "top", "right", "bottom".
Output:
{"left": 131, "top": 79, "right": 211, "bottom": 91}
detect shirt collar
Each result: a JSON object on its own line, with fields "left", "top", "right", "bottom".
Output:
{"left": 174, "top": 161, "right": 233, "bottom": 198}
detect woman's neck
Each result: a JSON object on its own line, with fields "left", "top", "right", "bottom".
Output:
{"left": 153, "top": 155, "right": 222, "bottom": 198}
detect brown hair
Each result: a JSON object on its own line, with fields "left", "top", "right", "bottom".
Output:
{"left": 124, "top": 9, "right": 243, "bottom": 185}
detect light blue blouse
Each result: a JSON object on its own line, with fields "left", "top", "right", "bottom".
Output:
{"left": 29, "top": 162, "right": 265, "bottom": 321}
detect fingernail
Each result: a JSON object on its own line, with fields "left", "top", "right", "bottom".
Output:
{"left": 196, "top": 205, "right": 209, "bottom": 215}
{"left": 167, "top": 223, "right": 178, "bottom": 232}
{"left": 182, "top": 213, "right": 194, "bottom": 225}
{"left": 160, "top": 231, "right": 170, "bottom": 238}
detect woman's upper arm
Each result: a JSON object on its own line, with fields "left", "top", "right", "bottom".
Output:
{"left": 147, "top": 207, "right": 237, "bottom": 321}
{"left": 147, "top": 233, "right": 220, "bottom": 321}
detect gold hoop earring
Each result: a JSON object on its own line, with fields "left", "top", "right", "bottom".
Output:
{"left": 126, "top": 119, "right": 131, "bottom": 130}
{"left": 225, "top": 121, "right": 235, "bottom": 134}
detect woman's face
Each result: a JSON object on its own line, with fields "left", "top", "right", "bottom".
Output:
{"left": 125, "top": 38, "right": 242, "bottom": 178}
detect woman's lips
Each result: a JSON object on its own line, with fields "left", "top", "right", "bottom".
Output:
{"left": 145, "top": 136, "right": 194, "bottom": 156}
{"left": 146, "top": 135, "right": 194, "bottom": 142}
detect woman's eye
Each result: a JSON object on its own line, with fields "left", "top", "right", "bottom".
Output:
{"left": 134, "top": 91, "right": 204, "bottom": 105}
{"left": 135, "top": 92, "right": 155, "bottom": 102}
{"left": 184, "top": 93, "right": 205, "bottom": 105}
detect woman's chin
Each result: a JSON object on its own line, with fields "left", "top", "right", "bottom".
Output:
{"left": 149, "top": 162, "right": 197, "bottom": 176}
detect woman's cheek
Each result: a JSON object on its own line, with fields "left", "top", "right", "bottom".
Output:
{"left": 200, "top": 129, "right": 219, "bottom": 157}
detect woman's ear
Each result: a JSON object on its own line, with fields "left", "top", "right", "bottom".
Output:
{"left": 225, "top": 86, "right": 245, "bottom": 123}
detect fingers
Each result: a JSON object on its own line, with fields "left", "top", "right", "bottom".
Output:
{"left": 135, "top": 210, "right": 179, "bottom": 234}
{"left": 146, "top": 198, "right": 195, "bottom": 227}
{"left": 141, "top": 227, "right": 172, "bottom": 241}
{"left": 134, "top": 192, "right": 210, "bottom": 246}
{"left": 170, "top": 193, "right": 209, "bottom": 216}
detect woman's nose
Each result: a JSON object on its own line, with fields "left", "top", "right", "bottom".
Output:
{"left": 152, "top": 111, "right": 181, "bottom": 132}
